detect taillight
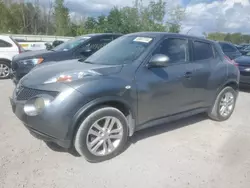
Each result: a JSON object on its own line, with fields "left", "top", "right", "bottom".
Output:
{"left": 224, "top": 55, "right": 238, "bottom": 67}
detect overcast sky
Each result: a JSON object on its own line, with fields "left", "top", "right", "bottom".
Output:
{"left": 40, "top": 0, "right": 250, "bottom": 34}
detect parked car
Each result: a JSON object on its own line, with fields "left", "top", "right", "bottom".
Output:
{"left": 11, "top": 33, "right": 123, "bottom": 84}
{"left": 10, "top": 32, "right": 240, "bottom": 162}
{"left": 0, "top": 35, "right": 25, "bottom": 79}
{"left": 218, "top": 41, "right": 242, "bottom": 60}
{"left": 45, "top": 40, "right": 65, "bottom": 50}
{"left": 234, "top": 54, "right": 250, "bottom": 86}
{"left": 239, "top": 45, "right": 250, "bottom": 55}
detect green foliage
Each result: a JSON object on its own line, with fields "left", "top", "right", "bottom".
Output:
{"left": 0, "top": 0, "right": 186, "bottom": 36}
{"left": 54, "top": 0, "right": 70, "bottom": 36}
{"left": 207, "top": 32, "right": 250, "bottom": 44}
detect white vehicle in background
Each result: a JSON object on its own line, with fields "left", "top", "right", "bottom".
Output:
{"left": 0, "top": 35, "right": 24, "bottom": 79}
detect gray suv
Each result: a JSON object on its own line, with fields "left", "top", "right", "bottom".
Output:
{"left": 10, "top": 32, "right": 240, "bottom": 162}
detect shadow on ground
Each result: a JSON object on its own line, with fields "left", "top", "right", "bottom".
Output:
{"left": 240, "top": 86, "right": 250, "bottom": 93}
{"left": 130, "top": 113, "right": 207, "bottom": 144}
{"left": 45, "top": 113, "right": 207, "bottom": 158}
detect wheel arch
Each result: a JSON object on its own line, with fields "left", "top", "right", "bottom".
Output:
{"left": 0, "top": 58, "right": 11, "bottom": 64}
{"left": 68, "top": 96, "right": 136, "bottom": 144}
{"left": 213, "top": 79, "right": 239, "bottom": 105}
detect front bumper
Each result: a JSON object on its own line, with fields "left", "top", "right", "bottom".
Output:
{"left": 9, "top": 86, "right": 85, "bottom": 149}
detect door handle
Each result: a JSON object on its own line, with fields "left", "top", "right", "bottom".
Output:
{"left": 184, "top": 71, "right": 192, "bottom": 78}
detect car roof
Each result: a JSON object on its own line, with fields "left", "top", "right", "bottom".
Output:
{"left": 0, "top": 35, "right": 11, "bottom": 39}
{"left": 82, "top": 33, "right": 123, "bottom": 37}
{"left": 124, "top": 32, "right": 215, "bottom": 43}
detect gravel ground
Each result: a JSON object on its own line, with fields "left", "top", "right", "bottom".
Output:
{"left": 1, "top": 79, "right": 250, "bottom": 188}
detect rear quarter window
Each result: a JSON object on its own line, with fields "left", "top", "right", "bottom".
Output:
{"left": 220, "top": 43, "right": 237, "bottom": 52}
{"left": 0, "top": 40, "right": 12, "bottom": 48}
{"left": 193, "top": 41, "right": 214, "bottom": 61}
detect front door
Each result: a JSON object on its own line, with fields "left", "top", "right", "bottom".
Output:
{"left": 136, "top": 37, "right": 196, "bottom": 125}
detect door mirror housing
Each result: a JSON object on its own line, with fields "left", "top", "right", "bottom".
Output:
{"left": 147, "top": 54, "right": 170, "bottom": 68}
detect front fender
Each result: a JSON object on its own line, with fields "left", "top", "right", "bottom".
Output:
{"left": 66, "top": 95, "right": 136, "bottom": 142}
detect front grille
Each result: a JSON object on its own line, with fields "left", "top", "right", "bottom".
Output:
{"left": 16, "top": 86, "right": 59, "bottom": 100}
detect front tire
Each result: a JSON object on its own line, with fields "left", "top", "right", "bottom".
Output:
{"left": 74, "top": 107, "right": 128, "bottom": 163}
{"left": 208, "top": 86, "right": 237, "bottom": 121}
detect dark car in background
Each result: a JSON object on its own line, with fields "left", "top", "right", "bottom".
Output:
{"left": 234, "top": 54, "right": 250, "bottom": 86}
{"left": 218, "top": 41, "right": 242, "bottom": 60}
{"left": 11, "top": 33, "right": 122, "bottom": 84}
{"left": 10, "top": 32, "right": 239, "bottom": 162}
{"left": 45, "top": 40, "right": 65, "bottom": 50}
{"left": 239, "top": 45, "right": 250, "bottom": 55}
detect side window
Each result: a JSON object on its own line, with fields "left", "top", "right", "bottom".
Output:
{"left": 0, "top": 40, "right": 12, "bottom": 48}
{"left": 153, "top": 38, "right": 189, "bottom": 64}
{"left": 112, "top": 35, "right": 122, "bottom": 40}
{"left": 221, "top": 43, "right": 237, "bottom": 52}
{"left": 88, "top": 36, "right": 113, "bottom": 51}
{"left": 193, "top": 41, "right": 214, "bottom": 61}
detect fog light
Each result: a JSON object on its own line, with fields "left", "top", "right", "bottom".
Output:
{"left": 24, "top": 97, "right": 50, "bottom": 116}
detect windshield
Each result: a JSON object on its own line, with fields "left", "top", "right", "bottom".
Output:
{"left": 83, "top": 35, "right": 154, "bottom": 65}
{"left": 52, "top": 36, "right": 91, "bottom": 51}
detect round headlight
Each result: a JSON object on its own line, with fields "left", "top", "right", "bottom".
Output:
{"left": 24, "top": 97, "right": 49, "bottom": 116}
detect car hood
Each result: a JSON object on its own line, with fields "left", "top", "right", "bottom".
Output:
{"left": 234, "top": 56, "right": 250, "bottom": 66}
{"left": 19, "top": 59, "right": 123, "bottom": 87}
{"left": 12, "top": 49, "right": 53, "bottom": 61}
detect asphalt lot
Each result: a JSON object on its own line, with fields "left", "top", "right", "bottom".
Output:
{"left": 1, "top": 79, "right": 250, "bottom": 188}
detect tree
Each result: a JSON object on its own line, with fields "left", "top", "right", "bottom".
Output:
{"left": 107, "top": 7, "right": 123, "bottom": 33}
{"left": 53, "top": 0, "right": 70, "bottom": 36}
{"left": 166, "top": 5, "right": 186, "bottom": 33}
{"left": 224, "top": 33, "right": 231, "bottom": 42}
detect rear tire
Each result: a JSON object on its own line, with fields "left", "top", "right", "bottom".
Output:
{"left": 208, "top": 86, "right": 237, "bottom": 121}
{"left": 0, "top": 61, "right": 11, "bottom": 79}
{"left": 74, "top": 106, "right": 128, "bottom": 163}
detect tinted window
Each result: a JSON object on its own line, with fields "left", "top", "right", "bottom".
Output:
{"left": 153, "top": 38, "right": 189, "bottom": 63}
{"left": 0, "top": 40, "right": 12, "bottom": 47}
{"left": 220, "top": 43, "right": 237, "bottom": 52}
{"left": 87, "top": 36, "right": 113, "bottom": 51}
{"left": 193, "top": 41, "right": 214, "bottom": 61}
{"left": 53, "top": 36, "right": 91, "bottom": 51}
{"left": 84, "top": 35, "right": 153, "bottom": 65}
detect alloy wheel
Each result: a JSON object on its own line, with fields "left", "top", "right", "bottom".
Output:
{"left": 219, "top": 91, "right": 235, "bottom": 117}
{"left": 86, "top": 116, "right": 124, "bottom": 156}
{"left": 0, "top": 63, "right": 10, "bottom": 78}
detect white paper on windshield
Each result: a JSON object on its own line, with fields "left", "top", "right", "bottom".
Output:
{"left": 133, "top": 37, "right": 152, "bottom": 43}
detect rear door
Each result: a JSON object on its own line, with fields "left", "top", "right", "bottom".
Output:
{"left": 190, "top": 40, "right": 222, "bottom": 107}
{"left": 0, "top": 38, "right": 18, "bottom": 59}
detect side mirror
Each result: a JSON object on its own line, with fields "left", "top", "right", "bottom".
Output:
{"left": 147, "top": 54, "right": 170, "bottom": 68}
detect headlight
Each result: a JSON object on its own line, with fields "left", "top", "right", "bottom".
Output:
{"left": 24, "top": 97, "right": 51, "bottom": 116}
{"left": 44, "top": 70, "right": 101, "bottom": 84}
{"left": 21, "top": 58, "right": 44, "bottom": 65}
